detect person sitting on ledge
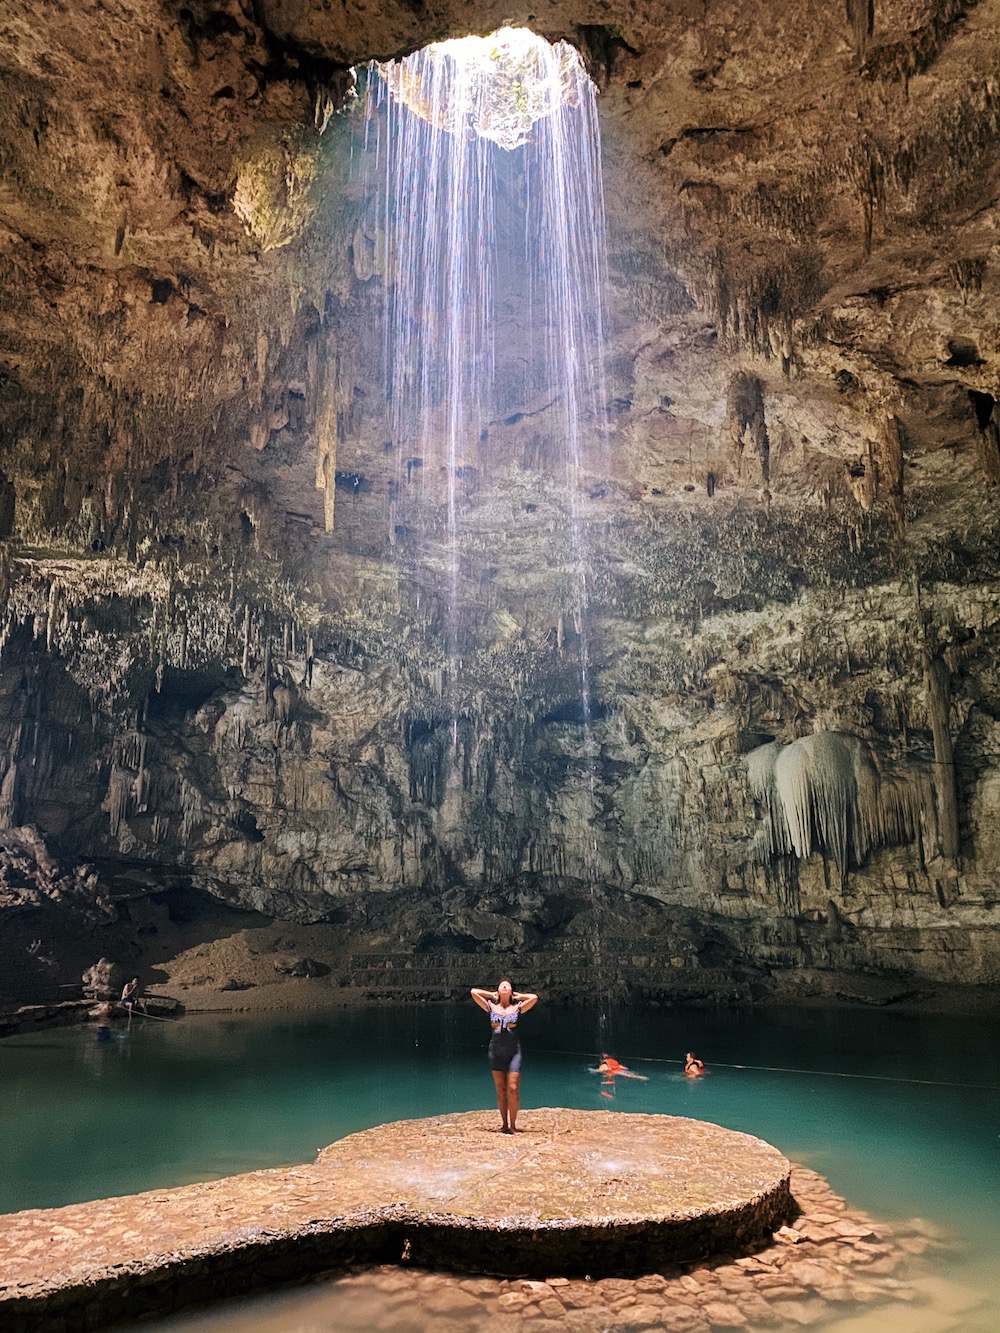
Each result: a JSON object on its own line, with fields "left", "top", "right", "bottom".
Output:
{"left": 120, "top": 976, "right": 141, "bottom": 1013}
{"left": 684, "top": 1051, "right": 706, "bottom": 1077}
{"left": 471, "top": 979, "right": 539, "bottom": 1134}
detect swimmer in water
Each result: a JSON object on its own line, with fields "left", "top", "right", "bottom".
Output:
{"left": 471, "top": 979, "right": 539, "bottom": 1134}
{"left": 593, "top": 1053, "right": 649, "bottom": 1098}
{"left": 684, "top": 1052, "right": 706, "bottom": 1077}
{"left": 92, "top": 1000, "right": 114, "bottom": 1041}
{"left": 596, "top": 1054, "right": 648, "bottom": 1079}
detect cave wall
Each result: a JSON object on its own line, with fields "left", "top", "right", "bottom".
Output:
{"left": 3, "top": 0, "right": 1000, "bottom": 996}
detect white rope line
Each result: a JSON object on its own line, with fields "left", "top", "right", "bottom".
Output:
{"left": 451, "top": 1042, "right": 999, "bottom": 1092}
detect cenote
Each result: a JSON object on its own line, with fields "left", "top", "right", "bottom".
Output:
{"left": 5, "top": 3, "right": 1000, "bottom": 1333}
{"left": 5, "top": 1002, "right": 1000, "bottom": 1332}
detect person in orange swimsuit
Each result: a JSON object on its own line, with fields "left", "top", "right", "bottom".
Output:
{"left": 595, "top": 1053, "right": 648, "bottom": 1097}
{"left": 597, "top": 1054, "right": 647, "bottom": 1078}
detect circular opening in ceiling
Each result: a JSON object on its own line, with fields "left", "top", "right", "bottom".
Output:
{"left": 375, "top": 26, "right": 586, "bottom": 151}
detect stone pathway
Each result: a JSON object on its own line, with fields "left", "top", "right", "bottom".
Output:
{"left": 1, "top": 1110, "right": 991, "bottom": 1333}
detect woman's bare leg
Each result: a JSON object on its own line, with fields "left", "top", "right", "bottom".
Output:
{"left": 492, "top": 1070, "right": 509, "bottom": 1128}
{"left": 506, "top": 1072, "right": 521, "bottom": 1130}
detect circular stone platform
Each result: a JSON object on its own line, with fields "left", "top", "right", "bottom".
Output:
{"left": 0, "top": 1109, "right": 792, "bottom": 1331}
{"left": 316, "top": 1109, "right": 792, "bottom": 1275}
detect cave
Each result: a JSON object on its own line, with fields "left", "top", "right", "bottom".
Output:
{"left": 2, "top": 2, "right": 1000, "bottom": 1330}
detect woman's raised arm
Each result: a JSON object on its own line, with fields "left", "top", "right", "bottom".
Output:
{"left": 513, "top": 991, "right": 539, "bottom": 1013}
{"left": 470, "top": 987, "right": 495, "bottom": 1011}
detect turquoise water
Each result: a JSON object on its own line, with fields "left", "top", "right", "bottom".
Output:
{"left": 4, "top": 1003, "right": 1000, "bottom": 1328}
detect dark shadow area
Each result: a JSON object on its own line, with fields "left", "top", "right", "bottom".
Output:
{"left": 145, "top": 666, "right": 241, "bottom": 721}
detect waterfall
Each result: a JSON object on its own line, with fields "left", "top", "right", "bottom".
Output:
{"left": 365, "top": 26, "right": 608, "bottom": 715}
{"left": 362, "top": 26, "right": 609, "bottom": 1005}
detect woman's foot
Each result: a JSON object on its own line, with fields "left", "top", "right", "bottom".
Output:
{"left": 500, "top": 1125, "right": 513, "bottom": 1134}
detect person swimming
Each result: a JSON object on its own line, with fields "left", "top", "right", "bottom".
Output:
{"left": 92, "top": 1000, "right": 114, "bottom": 1042}
{"left": 684, "top": 1051, "right": 706, "bottom": 1077}
{"left": 595, "top": 1054, "right": 647, "bottom": 1079}
{"left": 593, "top": 1053, "right": 649, "bottom": 1098}
{"left": 470, "top": 979, "right": 539, "bottom": 1133}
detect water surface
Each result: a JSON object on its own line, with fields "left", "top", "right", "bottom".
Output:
{"left": 4, "top": 1002, "right": 999, "bottom": 1330}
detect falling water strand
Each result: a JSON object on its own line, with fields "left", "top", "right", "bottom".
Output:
{"left": 527, "top": 33, "right": 609, "bottom": 1026}
{"left": 367, "top": 28, "right": 609, "bottom": 1001}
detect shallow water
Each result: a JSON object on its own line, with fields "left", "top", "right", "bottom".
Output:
{"left": 4, "top": 1002, "right": 999, "bottom": 1331}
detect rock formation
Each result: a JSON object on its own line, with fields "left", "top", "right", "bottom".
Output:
{"left": 2, "top": 0, "right": 1000, "bottom": 1003}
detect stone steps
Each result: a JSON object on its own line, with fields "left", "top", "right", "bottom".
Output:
{"left": 336, "top": 952, "right": 737, "bottom": 1002}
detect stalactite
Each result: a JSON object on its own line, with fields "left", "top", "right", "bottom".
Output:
{"left": 875, "top": 414, "right": 905, "bottom": 527}
{"left": 314, "top": 358, "right": 338, "bottom": 534}
{"left": 263, "top": 638, "right": 273, "bottom": 719}
{"left": 860, "top": 0, "right": 974, "bottom": 85}
{"left": 45, "top": 581, "right": 60, "bottom": 653}
{"left": 0, "top": 760, "right": 19, "bottom": 828}
{"left": 969, "top": 391, "right": 1000, "bottom": 484}
{"left": 179, "top": 776, "right": 205, "bottom": 844}
{"left": 134, "top": 734, "right": 150, "bottom": 813}
{"left": 846, "top": 0, "right": 874, "bottom": 60}
{"left": 106, "top": 764, "right": 133, "bottom": 837}
{"left": 747, "top": 731, "right": 925, "bottom": 880}
{"left": 950, "top": 256, "right": 986, "bottom": 303}
{"left": 746, "top": 740, "right": 793, "bottom": 860}
{"left": 726, "top": 371, "right": 769, "bottom": 486}
{"left": 253, "top": 333, "right": 268, "bottom": 409}
{"left": 923, "top": 650, "right": 959, "bottom": 862}
{"left": 241, "top": 604, "right": 251, "bottom": 677}
{"left": 273, "top": 671, "right": 297, "bottom": 726}
{"left": 847, "top": 438, "right": 877, "bottom": 512}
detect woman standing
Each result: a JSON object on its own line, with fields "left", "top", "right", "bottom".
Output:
{"left": 471, "top": 979, "right": 539, "bottom": 1133}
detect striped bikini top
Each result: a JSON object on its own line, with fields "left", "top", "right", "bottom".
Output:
{"left": 487, "top": 1000, "right": 521, "bottom": 1032}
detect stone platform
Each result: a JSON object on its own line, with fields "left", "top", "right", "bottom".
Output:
{"left": 0, "top": 1110, "right": 791, "bottom": 1332}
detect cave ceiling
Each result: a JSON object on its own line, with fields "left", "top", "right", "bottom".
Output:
{"left": 3, "top": 0, "right": 997, "bottom": 527}
{"left": 1, "top": 0, "right": 1000, "bottom": 981}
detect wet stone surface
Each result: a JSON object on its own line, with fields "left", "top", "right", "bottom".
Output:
{"left": 5, "top": 1112, "right": 991, "bottom": 1333}
{"left": 0, "top": 1110, "right": 790, "bottom": 1329}
{"left": 245, "top": 1175, "right": 987, "bottom": 1333}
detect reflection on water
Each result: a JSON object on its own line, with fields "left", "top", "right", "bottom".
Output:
{"left": 122, "top": 1261, "right": 1000, "bottom": 1333}
{"left": 4, "top": 1002, "right": 1000, "bottom": 1331}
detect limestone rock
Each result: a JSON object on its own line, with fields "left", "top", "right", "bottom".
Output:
{"left": 1, "top": 0, "right": 1000, "bottom": 999}
{"left": 81, "top": 958, "right": 122, "bottom": 1001}
{"left": 273, "top": 956, "right": 328, "bottom": 978}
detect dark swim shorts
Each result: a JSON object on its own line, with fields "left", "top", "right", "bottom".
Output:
{"left": 488, "top": 1030, "right": 523, "bottom": 1073}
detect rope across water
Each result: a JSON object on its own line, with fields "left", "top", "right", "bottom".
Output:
{"left": 451, "top": 1040, "right": 999, "bottom": 1092}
